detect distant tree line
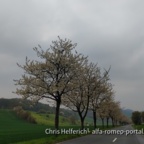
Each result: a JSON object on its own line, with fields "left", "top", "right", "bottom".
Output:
{"left": 132, "top": 111, "right": 144, "bottom": 125}
{"left": 14, "top": 37, "right": 130, "bottom": 130}
{"left": 0, "top": 98, "right": 51, "bottom": 111}
{"left": 0, "top": 98, "right": 77, "bottom": 118}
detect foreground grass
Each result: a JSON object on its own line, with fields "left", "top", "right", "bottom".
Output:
{"left": 0, "top": 109, "right": 84, "bottom": 144}
{"left": 15, "top": 125, "right": 114, "bottom": 144}
{"left": 0, "top": 109, "right": 48, "bottom": 144}
{"left": 0, "top": 109, "right": 114, "bottom": 144}
{"left": 15, "top": 134, "right": 83, "bottom": 144}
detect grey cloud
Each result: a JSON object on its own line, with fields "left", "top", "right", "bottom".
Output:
{"left": 0, "top": 0, "right": 144, "bottom": 110}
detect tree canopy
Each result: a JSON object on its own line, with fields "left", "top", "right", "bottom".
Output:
{"left": 14, "top": 37, "right": 130, "bottom": 130}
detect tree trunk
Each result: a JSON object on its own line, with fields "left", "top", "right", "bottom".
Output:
{"left": 55, "top": 99, "right": 61, "bottom": 130}
{"left": 77, "top": 109, "right": 85, "bottom": 130}
{"left": 115, "top": 120, "right": 118, "bottom": 126}
{"left": 80, "top": 117, "right": 84, "bottom": 130}
{"left": 102, "top": 118, "right": 104, "bottom": 128}
{"left": 93, "top": 111, "right": 97, "bottom": 129}
{"left": 106, "top": 117, "right": 109, "bottom": 128}
{"left": 111, "top": 117, "right": 115, "bottom": 127}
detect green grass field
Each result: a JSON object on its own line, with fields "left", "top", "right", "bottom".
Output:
{"left": 0, "top": 109, "right": 49, "bottom": 144}
{"left": 30, "top": 112, "right": 76, "bottom": 126}
{"left": 0, "top": 109, "right": 86, "bottom": 144}
{"left": 0, "top": 109, "right": 113, "bottom": 144}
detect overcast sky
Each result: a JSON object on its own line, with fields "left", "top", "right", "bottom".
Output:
{"left": 1, "top": 0, "right": 144, "bottom": 111}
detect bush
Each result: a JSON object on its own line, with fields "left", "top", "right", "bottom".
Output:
{"left": 13, "top": 106, "right": 36, "bottom": 124}
{"left": 46, "top": 114, "right": 49, "bottom": 118}
{"left": 27, "top": 115, "right": 37, "bottom": 124}
{"left": 61, "top": 118, "right": 66, "bottom": 123}
{"left": 68, "top": 116, "right": 76, "bottom": 125}
{"left": 38, "top": 109, "right": 47, "bottom": 114}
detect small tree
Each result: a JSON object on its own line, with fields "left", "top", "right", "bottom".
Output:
{"left": 14, "top": 37, "right": 87, "bottom": 130}
{"left": 119, "top": 113, "right": 131, "bottom": 125}
{"left": 89, "top": 67, "right": 113, "bottom": 129}
{"left": 98, "top": 106, "right": 106, "bottom": 128}
{"left": 132, "top": 111, "right": 141, "bottom": 125}
{"left": 62, "top": 62, "right": 95, "bottom": 129}
{"left": 106, "top": 101, "right": 121, "bottom": 127}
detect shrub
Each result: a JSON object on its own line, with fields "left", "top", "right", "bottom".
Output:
{"left": 46, "top": 114, "right": 49, "bottom": 118}
{"left": 38, "top": 109, "right": 47, "bottom": 114}
{"left": 68, "top": 116, "right": 76, "bottom": 125}
{"left": 13, "top": 106, "right": 36, "bottom": 124}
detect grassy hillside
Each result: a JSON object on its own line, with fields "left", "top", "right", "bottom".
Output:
{"left": 31, "top": 112, "right": 78, "bottom": 126}
{"left": 0, "top": 98, "right": 132, "bottom": 123}
{"left": 0, "top": 109, "right": 49, "bottom": 144}
{"left": 0, "top": 109, "right": 80, "bottom": 144}
{"left": 0, "top": 109, "right": 115, "bottom": 144}
{"left": 0, "top": 99, "right": 132, "bottom": 143}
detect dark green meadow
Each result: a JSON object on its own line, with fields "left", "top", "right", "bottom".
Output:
{"left": 0, "top": 109, "right": 89, "bottom": 144}
{"left": 0, "top": 109, "right": 114, "bottom": 144}
{"left": 0, "top": 109, "right": 48, "bottom": 144}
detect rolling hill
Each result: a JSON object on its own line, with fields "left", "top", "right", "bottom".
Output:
{"left": 0, "top": 98, "right": 133, "bottom": 119}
